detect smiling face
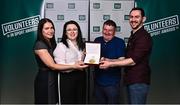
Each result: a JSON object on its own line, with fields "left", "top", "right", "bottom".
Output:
{"left": 102, "top": 24, "right": 116, "bottom": 42}
{"left": 129, "top": 10, "right": 145, "bottom": 31}
{"left": 42, "top": 22, "right": 55, "bottom": 40}
{"left": 66, "top": 24, "right": 78, "bottom": 41}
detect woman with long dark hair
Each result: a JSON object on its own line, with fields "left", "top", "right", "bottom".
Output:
{"left": 53, "top": 20, "right": 87, "bottom": 104}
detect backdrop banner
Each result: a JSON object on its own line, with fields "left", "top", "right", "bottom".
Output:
{"left": 0, "top": 0, "right": 43, "bottom": 103}
{"left": 90, "top": 0, "right": 134, "bottom": 41}
{"left": 135, "top": 0, "right": 180, "bottom": 104}
{"left": 44, "top": 0, "right": 89, "bottom": 42}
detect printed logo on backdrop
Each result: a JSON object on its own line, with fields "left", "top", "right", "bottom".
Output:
{"left": 93, "top": 26, "right": 100, "bottom": 32}
{"left": 116, "top": 26, "right": 121, "bottom": 32}
{"left": 144, "top": 15, "right": 179, "bottom": 36}
{"left": 57, "top": 15, "right": 64, "bottom": 20}
{"left": 103, "top": 15, "right": 110, "bottom": 20}
{"left": 93, "top": 3, "right": 100, "bottom": 9}
{"left": 124, "top": 15, "right": 129, "bottom": 20}
{"left": 46, "top": 3, "right": 54, "bottom": 9}
{"left": 1, "top": 15, "right": 40, "bottom": 38}
{"left": 114, "top": 3, "right": 121, "bottom": 9}
{"left": 68, "top": 3, "right": 75, "bottom": 9}
{"left": 79, "top": 15, "right": 86, "bottom": 21}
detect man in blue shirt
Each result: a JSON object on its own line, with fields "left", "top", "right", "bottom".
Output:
{"left": 94, "top": 20, "right": 125, "bottom": 104}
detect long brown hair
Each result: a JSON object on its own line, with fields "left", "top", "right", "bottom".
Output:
{"left": 36, "top": 18, "right": 56, "bottom": 49}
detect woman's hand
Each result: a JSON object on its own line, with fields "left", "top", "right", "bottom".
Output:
{"left": 73, "top": 61, "right": 89, "bottom": 70}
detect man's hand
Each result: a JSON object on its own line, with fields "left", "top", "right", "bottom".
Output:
{"left": 99, "top": 60, "right": 111, "bottom": 69}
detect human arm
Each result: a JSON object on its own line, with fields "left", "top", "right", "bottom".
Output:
{"left": 100, "top": 56, "right": 125, "bottom": 62}
{"left": 99, "top": 37, "right": 127, "bottom": 68}
{"left": 99, "top": 57, "right": 135, "bottom": 69}
{"left": 100, "top": 31, "right": 152, "bottom": 69}
{"left": 35, "top": 49, "right": 88, "bottom": 71}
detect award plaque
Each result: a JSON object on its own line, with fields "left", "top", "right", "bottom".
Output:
{"left": 84, "top": 42, "right": 101, "bottom": 64}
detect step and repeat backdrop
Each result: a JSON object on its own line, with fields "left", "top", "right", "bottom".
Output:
{"left": 44, "top": 0, "right": 134, "bottom": 42}
{"left": 89, "top": 0, "right": 133, "bottom": 41}
{"left": 0, "top": 0, "right": 179, "bottom": 104}
{"left": 44, "top": 0, "right": 89, "bottom": 42}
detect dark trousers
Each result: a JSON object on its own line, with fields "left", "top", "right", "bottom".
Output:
{"left": 60, "top": 70, "right": 86, "bottom": 104}
{"left": 34, "top": 70, "right": 58, "bottom": 104}
{"left": 95, "top": 83, "right": 120, "bottom": 104}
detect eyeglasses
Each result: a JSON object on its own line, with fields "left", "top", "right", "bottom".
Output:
{"left": 66, "top": 28, "right": 78, "bottom": 32}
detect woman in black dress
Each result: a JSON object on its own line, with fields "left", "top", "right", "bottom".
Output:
{"left": 33, "top": 18, "right": 88, "bottom": 104}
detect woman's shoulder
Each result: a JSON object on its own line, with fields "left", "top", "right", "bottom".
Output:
{"left": 56, "top": 42, "right": 66, "bottom": 47}
{"left": 55, "top": 42, "right": 68, "bottom": 50}
{"left": 34, "top": 40, "right": 48, "bottom": 50}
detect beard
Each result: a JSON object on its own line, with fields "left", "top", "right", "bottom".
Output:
{"left": 130, "top": 20, "right": 143, "bottom": 30}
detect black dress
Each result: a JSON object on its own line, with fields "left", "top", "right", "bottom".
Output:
{"left": 33, "top": 40, "right": 58, "bottom": 104}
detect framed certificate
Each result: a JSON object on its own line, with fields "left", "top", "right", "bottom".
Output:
{"left": 84, "top": 42, "right": 101, "bottom": 64}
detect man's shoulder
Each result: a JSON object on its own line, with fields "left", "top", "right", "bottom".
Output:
{"left": 113, "top": 36, "right": 125, "bottom": 43}
{"left": 139, "top": 28, "right": 152, "bottom": 39}
{"left": 94, "top": 36, "right": 103, "bottom": 41}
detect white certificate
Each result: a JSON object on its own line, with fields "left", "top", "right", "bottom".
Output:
{"left": 84, "top": 42, "right": 101, "bottom": 64}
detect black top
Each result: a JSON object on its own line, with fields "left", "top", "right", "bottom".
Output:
{"left": 34, "top": 40, "right": 53, "bottom": 70}
{"left": 33, "top": 40, "right": 58, "bottom": 104}
{"left": 124, "top": 26, "right": 153, "bottom": 85}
